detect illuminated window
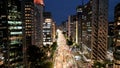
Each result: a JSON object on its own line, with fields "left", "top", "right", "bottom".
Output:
{"left": 1, "top": 15, "right": 6, "bottom": 18}
{"left": 117, "top": 39, "right": 120, "bottom": 42}
{"left": 26, "top": 25, "right": 31, "bottom": 28}
{"left": 9, "top": 36, "right": 22, "bottom": 40}
{"left": 118, "top": 17, "right": 120, "bottom": 20}
{"left": 77, "top": 8, "right": 82, "bottom": 12}
{"left": 25, "top": 20, "right": 31, "bottom": 22}
{"left": 25, "top": 14, "right": 30, "bottom": 16}
{"left": 10, "top": 40, "right": 19, "bottom": 45}
{"left": 88, "top": 29, "right": 92, "bottom": 32}
{"left": 8, "top": 21, "right": 22, "bottom": 25}
{"left": 9, "top": 26, "right": 22, "bottom": 30}
{"left": 9, "top": 59, "right": 14, "bottom": 62}
{"left": 10, "top": 32, "right": 22, "bottom": 35}
{"left": 117, "top": 22, "right": 120, "bottom": 25}
{"left": 25, "top": 8, "right": 31, "bottom": 10}
{"left": 10, "top": 53, "right": 15, "bottom": 57}
{"left": 119, "top": 31, "right": 120, "bottom": 35}
{"left": 87, "top": 22, "right": 91, "bottom": 26}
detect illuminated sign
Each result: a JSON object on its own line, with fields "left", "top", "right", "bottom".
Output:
{"left": 34, "top": 0, "right": 44, "bottom": 5}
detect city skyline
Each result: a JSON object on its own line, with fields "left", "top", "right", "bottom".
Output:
{"left": 45, "top": 0, "right": 120, "bottom": 25}
{"left": 0, "top": 0, "right": 120, "bottom": 68}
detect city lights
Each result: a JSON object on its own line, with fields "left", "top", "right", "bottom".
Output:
{"left": 0, "top": 0, "right": 120, "bottom": 68}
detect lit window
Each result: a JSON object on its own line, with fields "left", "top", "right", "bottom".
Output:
{"left": 10, "top": 53, "right": 15, "bottom": 56}
{"left": 25, "top": 8, "right": 31, "bottom": 10}
{"left": 25, "top": 14, "right": 30, "bottom": 16}
{"left": 8, "top": 21, "right": 22, "bottom": 25}
{"left": 117, "top": 22, "right": 120, "bottom": 25}
{"left": 117, "top": 39, "right": 120, "bottom": 42}
{"left": 9, "top": 26, "right": 22, "bottom": 30}
{"left": 119, "top": 31, "right": 120, "bottom": 35}
{"left": 118, "top": 17, "right": 120, "bottom": 20}
{"left": 10, "top": 32, "right": 22, "bottom": 35}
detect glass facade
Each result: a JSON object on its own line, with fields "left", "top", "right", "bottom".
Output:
{"left": 43, "top": 20, "right": 52, "bottom": 46}
{"left": 0, "top": 0, "right": 23, "bottom": 67}
{"left": 32, "top": 3, "right": 44, "bottom": 47}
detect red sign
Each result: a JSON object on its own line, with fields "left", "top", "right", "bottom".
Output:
{"left": 34, "top": 0, "right": 44, "bottom": 5}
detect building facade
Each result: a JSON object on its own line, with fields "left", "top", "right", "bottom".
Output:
{"left": 76, "top": 5, "right": 83, "bottom": 48}
{"left": 43, "top": 12, "right": 56, "bottom": 46}
{"left": 68, "top": 15, "right": 78, "bottom": 44}
{"left": 91, "top": 0, "right": 108, "bottom": 61}
{"left": 113, "top": 3, "right": 120, "bottom": 68}
{"left": 0, "top": 0, "right": 23, "bottom": 67}
{"left": 75, "top": 1, "right": 92, "bottom": 60}
{"left": 32, "top": 0, "right": 44, "bottom": 47}
{"left": 21, "top": 0, "right": 34, "bottom": 67}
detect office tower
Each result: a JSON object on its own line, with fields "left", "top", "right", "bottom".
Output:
{"left": 68, "top": 15, "right": 78, "bottom": 44}
{"left": 83, "top": 2, "right": 92, "bottom": 49}
{"left": 91, "top": 0, "right": 108, "bottom": 61}
{"left": 62, "top": 21, "right": 68, "bottom": 32}
{"left": 0, "top": 0, "right": 23, "bottom": 67}
{"left": 32, "top": 0, "right": 44, "bottom": 47}
{"left": 76, "top": 1, "right": 92, "bottom": 49}
{"left": 21, "top": 0, "right": 34, "bottom": 67}
{"left": 43, "top": 12, "right": 55, "bottom": 46}
{"left": 21, "top": 0, "right": 34, "bottom": 46}
{"left": 113, "top": 3, "right": 120, "bottom": 68}
{"left": 59, "top": 21, "right": 68, "bottom": 37}
{"left": 76, "top": 5, "right": 83, "bottom": 48}
{"left": 76, "top": 2, "right": 92, "bottom": 61}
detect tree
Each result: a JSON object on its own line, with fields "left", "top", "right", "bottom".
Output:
{"left": 66, "top": 39, "right": 73, "bottom": 46}
{"left": 27, "top": 45, "right": 47, "bottom": 67}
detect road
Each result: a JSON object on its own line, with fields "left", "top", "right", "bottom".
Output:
{"left": 54, "top": 29, "right": 77, "bottom": 68}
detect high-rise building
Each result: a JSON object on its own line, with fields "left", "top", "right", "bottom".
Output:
{"left": 0, "top": 0, "right": 23, "bottom": 67}
{"left": 76, "top": 0, "right": 108, "bottom": 62}
{"left": 32, "top": 0, "right": 44, "bottom": 47}
{"left": 59, "top": 21, "right": 66, "bottom": 32}
{"left": 83, "top": 1, "right": 92, "bottom": 49}
{"left": 113, "top": 3, "right": 120, "bottom": 68}
{"left": 43, "top": 12, "right": 55, "bottom": 46}
{"left": 76, "top": 5, "right": 83, "bottom": 48}
{"left": 91, "top": 0, "right": 108, "bottom": 61}
{"left": 76, "top": 1, "right": 92, "bottom": 60}
{"left": 21, "top": 0, "right": 34, "bottom": 46}
{"left": 21, "top": 0, "right": 34, "bottom": 67}
{"left": 59, "top": 21, "right": 68, "bottom": 38}
{"left": 68, "top": 15, "right": 78, "bottom": 44}
{"left": 76, "top": 1, "right": 92, "bottom": 49}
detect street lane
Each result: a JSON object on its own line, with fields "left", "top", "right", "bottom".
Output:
{"left": 54, "top": 29, "right": 77, "bottom": 68}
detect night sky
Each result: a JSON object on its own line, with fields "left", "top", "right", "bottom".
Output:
{"left": 44, "top": 0, "right": 120, "bottom": 25}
